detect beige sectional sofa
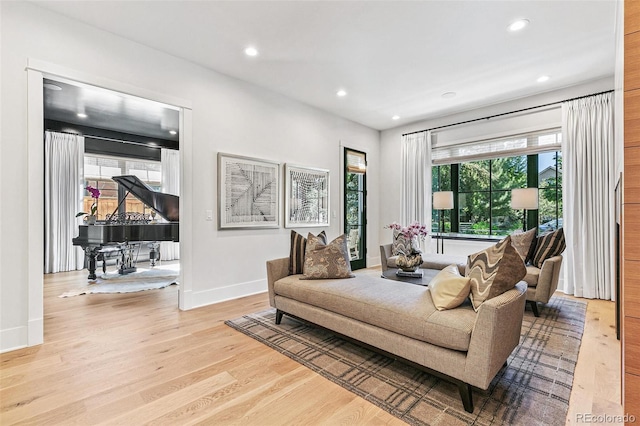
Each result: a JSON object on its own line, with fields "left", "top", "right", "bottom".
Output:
{"left": 266, "top": 256, "right": 527, "bottom": 413}
{"left": 380, "top": 243, "right": 564, "bottom": 317}
{"left": 379, "top": 243, "right": 467, "bottom": 274}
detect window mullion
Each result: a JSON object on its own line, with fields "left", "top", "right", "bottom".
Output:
{"left": 451, "top": 164, "right": 459, "bottom": 233}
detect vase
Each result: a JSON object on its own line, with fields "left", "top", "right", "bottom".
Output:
{"left": 85, "top": 215, "right": 97, "bottom": 225}
{"left": 396, "top": 252, "right": 422, "bottom": 272}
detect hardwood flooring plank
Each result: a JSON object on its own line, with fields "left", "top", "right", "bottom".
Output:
{"left": 0, "top": 266, "right": 623, "bottom": 426}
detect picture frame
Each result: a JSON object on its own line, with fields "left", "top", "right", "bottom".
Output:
{"left": 218, "top": 152, "right": 280, "bottom": 229}
{"left": 284, "top": 164, "right": 330, "bottom": 228}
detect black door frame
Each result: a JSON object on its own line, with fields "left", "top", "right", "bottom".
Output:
{"left": 344, "top": 148, "right": 367, "bottom": 270}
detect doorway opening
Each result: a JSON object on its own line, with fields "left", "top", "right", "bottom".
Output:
{"left": 344, "top": 148, "right": 367, "bottom": 270}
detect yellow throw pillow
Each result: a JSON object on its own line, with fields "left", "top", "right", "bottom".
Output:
{"left": 429, "top": 264, "right": 471, "bottom": 311}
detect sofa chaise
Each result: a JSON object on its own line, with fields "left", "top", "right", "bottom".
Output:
{"left": 266, "top": 256, "right": 527, "bottom": 413}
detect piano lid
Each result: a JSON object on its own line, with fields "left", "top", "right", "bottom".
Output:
{"left": 112, "top": 175, "right": 179, "bottom": 222}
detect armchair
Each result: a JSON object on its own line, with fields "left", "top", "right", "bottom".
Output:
{"left": 522, "top": 255, "right": 563, "bottom": 317}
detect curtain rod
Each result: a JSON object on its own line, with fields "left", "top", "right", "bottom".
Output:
{"left": 402, "top": 89, "right": 615, "bottom": 137}
{"left": 46, "top": 129, "right": 164, "bottom": 149}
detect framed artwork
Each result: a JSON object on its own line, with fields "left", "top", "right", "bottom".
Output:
{"left": 218, "top": 153, "right": 280, "bottom": 229}
{"left": 285, "top": 164, "right": 330, "bottom": 228}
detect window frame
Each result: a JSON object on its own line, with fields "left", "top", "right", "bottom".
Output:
{"left": 432, "top": 149, "right": 562, "bottom": 239}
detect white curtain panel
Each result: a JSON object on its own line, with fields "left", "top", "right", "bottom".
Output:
{"left": 400, "top": 131, "right": 433, "bottom": 251}
{"left": 561, "top": 92, "right": 614, "bottom": 299}
{"left": 160, "top": 148, "right": 180, "bottom": 261}
{"left": 44, "top": 131, "right": 85, "bottom": 273}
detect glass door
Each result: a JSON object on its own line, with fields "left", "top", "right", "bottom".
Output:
{"left": 344, "top": 148, "right": 366, "bottom": 270}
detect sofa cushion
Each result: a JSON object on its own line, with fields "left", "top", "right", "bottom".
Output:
{"left": 524, "top": 265, "right": 540, "bottom": 287}
{"left": 301, "top": 233, "right": 354, "bottom": 280}
{"left": 429, "top": 265, "right": 471, "bottom": 311}
{"left": 510, "top": 227, "right": 537, "bottom": 262}
{"left": 467, "top": 236, "right": 527, "bottom": 311}
{"left": 289, "top": 230, "right": 326, "bottom": 275}
{"left": 532, "top": 228, "right": 566, "bottom": 268}
{"left": 421, "top": 254, "right": 467, "bottom": 275}
{"left": 274, "top": 272, "right": 477, "bottom": 351}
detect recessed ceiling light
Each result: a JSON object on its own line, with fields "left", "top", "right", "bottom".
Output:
{"left": 441, "top": 92, "right": 457, "bottom": 99}
{"left": 169, "top": 130, "right": 177, "bottom": 135}
{"left": 77, "top": 113, "right": 87, "bottom": 118}
{"left": 244, "top": 46, "right": 258, "bottom": 57}
{"left": 336, "top": 89, "right": 347, "bottom": 97}
{"left": 392, "top": 115, "right": 400, "bottom": 120}
{"left": 508, "top": 19, "right": 529, "bottom": 32}
{"left": 537, "top": 75, "right": 550, "bottom": 83}
{"left": 44, "top": 83, "right": 62, "bottom": 91}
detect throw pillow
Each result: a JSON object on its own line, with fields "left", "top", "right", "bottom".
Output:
{"left": 429, "top": 264, "right": 471, "bottom": 311}
{"left": 391, "top": 229, "right": 419, "bottom": 255}
{"left": 301, "top": 233, "right": 355, "bottom": 280}
{"left": 510, "top": 227, "right": 537, "bottom": 262}
{"left": 466, "top": 236, "right": 527, "bottom": 311}
{"left": 289, "top": 230, "right": 327, "bottom": 275}
{"left": 532, "top": 228, "right": 566, "bottom": 268}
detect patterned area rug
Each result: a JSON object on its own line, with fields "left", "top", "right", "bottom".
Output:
{"left": 225, "top": 296, "right": 586, "bottom": 425}
{"left": 59, "top": 265, "right": 179, "bottom": 297}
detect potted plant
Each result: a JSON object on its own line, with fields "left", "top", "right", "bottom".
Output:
{"left": 76, "top": 185, "right": 100, "bottom": 225}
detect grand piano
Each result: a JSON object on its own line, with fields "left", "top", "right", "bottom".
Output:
{"left": 72, "top": 175, "right": 179, "bottom": 280}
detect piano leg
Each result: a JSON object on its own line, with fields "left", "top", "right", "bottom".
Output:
{"left": 148, "top": 242, "right": 160, "bottom": 267}
{"left": 85, "top": 247, "right": 99, "bottom": 280}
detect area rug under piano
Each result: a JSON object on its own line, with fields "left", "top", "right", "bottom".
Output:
{"left": 59, "top": 264, "right": 179, "bottom": 297}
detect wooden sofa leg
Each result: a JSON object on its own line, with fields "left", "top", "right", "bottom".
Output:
{"left": 457, "top": 383, "right": 474, "bottom": 413}
{"left": 275, "top": 310, "right": 284, "bottom": 324}
{"left": 528, "top": 301, "right": 540, "bottom": 317}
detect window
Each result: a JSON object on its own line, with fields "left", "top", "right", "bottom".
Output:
{"left": 432, "top": 150, "right": 562, "bottom": 238}
{"left": 83, "top": 154, "right": 161, "bottom": 219}
{"left": 431, "top": 164, "right": 451, "bottom": 232}
{"left": 538, "top": 151, "right": 562, "bottom": 233}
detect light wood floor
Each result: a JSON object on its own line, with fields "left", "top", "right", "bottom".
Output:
{"left": 0, "top": 266, "right": 623, "bottom": 425}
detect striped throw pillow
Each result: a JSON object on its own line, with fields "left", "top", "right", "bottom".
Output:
{"left": 532, "top": 228, "right": 566, "bottom": 268}
{"left": 289, "top": 230, "right": 327, "bottom": 275}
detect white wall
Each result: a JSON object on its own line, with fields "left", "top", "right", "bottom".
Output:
{"left": 0, "top": 2, "right": 380, "bottom": 352}
{"left": 379, "top": 77, "right": 615, "bottom": 247}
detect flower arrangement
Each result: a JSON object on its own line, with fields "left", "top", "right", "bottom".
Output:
{"left": 386, "top": 221, "right": 429, "bottom": 241}
{"left": 386, "top": 222, "right": 429, "bottom": 271}
{"left": 76, "top": 185, "right": 101, "bottom": 218}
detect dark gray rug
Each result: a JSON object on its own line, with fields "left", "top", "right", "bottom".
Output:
{"left": 225, "top": 296, "right": 586, "bottom": 425}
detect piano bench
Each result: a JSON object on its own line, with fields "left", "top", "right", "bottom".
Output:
{"left": 96, "top": 247, "right": 124, "bottom": 274}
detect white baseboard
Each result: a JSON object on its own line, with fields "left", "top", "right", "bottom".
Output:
{"left": 368, "top": 255, "right": 381, "bottom": 268}
{"left": 186, "top": 278, "right": 267, "bottom": 310}
{"left": 0, "top": 326, "right": 28, "bottom": 353}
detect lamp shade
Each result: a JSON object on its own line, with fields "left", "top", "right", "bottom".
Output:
{"left": 510, "top": 188, "right": 539, "bottom": 209}
{"left": 433, "top": 191, "right": 454, "bottom": 210}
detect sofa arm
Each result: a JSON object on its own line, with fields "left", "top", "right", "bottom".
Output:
{"left": 380, "top": 244, "right": 393, "bottom": 271}
{"left": 533, "top": 255, "right": 563, "bottom": 303}
{"left": 267, "top": 257, "right": 290, "bottom": 307}
{"left": 464, "top": 282, "right": 527, "bottom": 390}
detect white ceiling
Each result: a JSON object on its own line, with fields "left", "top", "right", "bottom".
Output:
{"left": 33, "top": 1, "right": 618, "bottom": 131}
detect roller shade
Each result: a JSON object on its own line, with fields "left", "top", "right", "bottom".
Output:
{"left": 432, "top": 128, "right": 561, "bottom": 165}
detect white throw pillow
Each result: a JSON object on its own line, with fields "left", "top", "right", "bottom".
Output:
{"left": 429, "top": 264, "right": 471, "bottom": 311}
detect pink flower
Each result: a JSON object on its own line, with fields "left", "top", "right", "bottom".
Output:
{"left": 385, "top": 221, "right": 429, "bottom": 240}
{"left": 86, "top": 186, "right": 100, "bottom": 199}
